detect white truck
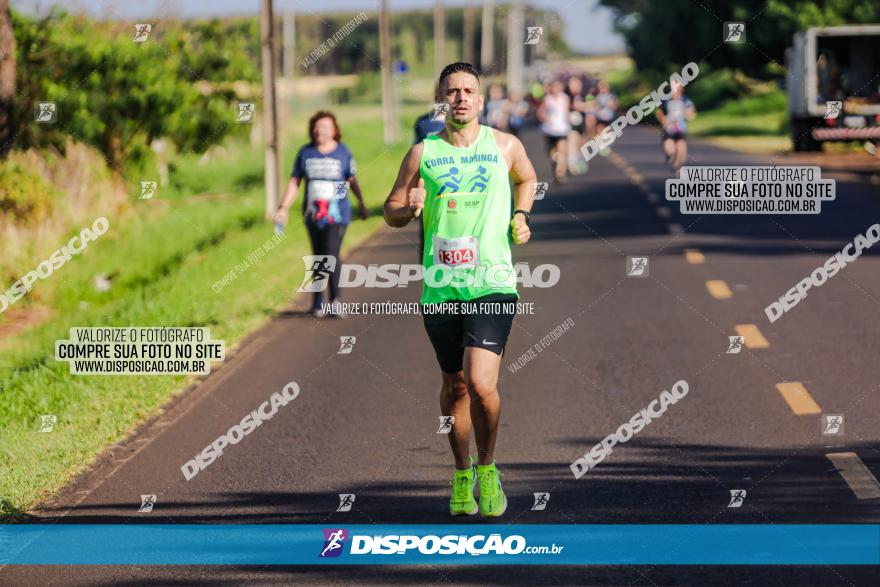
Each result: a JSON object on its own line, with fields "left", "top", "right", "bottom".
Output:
{"left": 786, "top": 25, "right": 880, "bottom": 151}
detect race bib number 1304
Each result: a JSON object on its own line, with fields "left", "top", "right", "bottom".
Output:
{"left": 433, "top": 236, "right": 479, "bottom": 267}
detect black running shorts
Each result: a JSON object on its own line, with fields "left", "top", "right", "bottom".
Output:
{"left": 422, "top": 293, "right": 518, "bottom": 374}
{"left": 661, "top": 130, "right": 687, "bottom": 141}
{"left": 543, "top": 133, "right": 567, "bottom": 152}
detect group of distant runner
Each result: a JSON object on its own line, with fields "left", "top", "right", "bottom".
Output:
{"left": 473, "top": 70, "right": 696, "bottom": 181}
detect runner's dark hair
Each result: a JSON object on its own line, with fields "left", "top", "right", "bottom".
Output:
{"left": 438, "top": 62, "right": 481, "bottom": 90}
{"left": 308, "top": 111, "right": 342, "bottom": 145}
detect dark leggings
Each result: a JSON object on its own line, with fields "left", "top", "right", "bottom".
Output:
{"left": 306, "top": 220, "right": 347, "bottom": 308}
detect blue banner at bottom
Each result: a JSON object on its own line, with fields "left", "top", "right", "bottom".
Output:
{"left": 1, "top": 525, "right": 878, "bottom": 565}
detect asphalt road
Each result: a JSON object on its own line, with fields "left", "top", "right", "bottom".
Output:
{"left": 3, "top": 125, "right": 880, "bottom": 585}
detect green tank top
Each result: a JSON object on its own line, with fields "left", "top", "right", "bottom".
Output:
{"left": 419, "top": 125, "right": 518, "bottom": 304}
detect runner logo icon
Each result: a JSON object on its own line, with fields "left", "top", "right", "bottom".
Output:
{"left": 436, "top": 166, "right": 490, "bottom": 196}
{"left": 727, "top": 336, "right": 744, "bottom": 354}
{"left": 727, "top": 489, "right": 746, "bottom": 508}
{"left": 140, "top": 181, "right": 157, "bottom": 200}
{"left": 825, "top": 101, "right": 842, "bottom": 119}
{"left": 334, "top": 182, "right": 350, "bottom": 199}
{"left": 627, "top": 256, "right": 649, "bottom": 277}
{"left": 437, "top": 167, "right": 463, "bottom": 195}
{"left": 525, "top": 27, "right": 544, "bottom": 45}
{"left": 35, "top": 102, "right": 57, "bottom": 123}
{"left": 337, "top": 336, "right": 356, "bottom": 354}
{"left": 432, "top": 103, "right": 450, "bottom": 122}
{"left": 319, "top": 528, "right": 349, "bottom": 557}
{"left": 822, "top": 414, "right": 844, "bottom": 435}
{"left": 138, "top": 494, "right": 157, "bottom": 512}
{"left": 437, "top": 415, "right": 455, "bottom": 434}
{"left": 39, "top": 414, "right": 56, "bottom": 432}
{"left": 531, "top": 492, "right": 549, "bottom": 511}
{"left": 237, "top": 102, "right": 256, "bottom": 123}
{"left": 133, "top": 23, "right": 152, "bottom": 42}
{"left": 723, "top": 22, "right": 745, "bottom": 43}
{"left": 299, "top": 255, "right": 338, "bottom": 292}
{"left": 532, "top": 182, "right": 548, "bottom": 200}
{"left": 337, "top": 494, "right": 355, "bottom": 512}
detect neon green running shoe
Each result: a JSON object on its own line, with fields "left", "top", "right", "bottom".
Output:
{"left": 449, "top": 465, "right": 478, "bottom": 516}
{"left": 477, "top": 462, "right": 507, "bottom": 517}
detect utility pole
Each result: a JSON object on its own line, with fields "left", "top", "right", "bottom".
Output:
{"left": 282, "top": 10, "right": 295, "bottom": 79}
{"left": 480, "top": 0, "right": 493, "bottom": 74}
{"left": 434, "top": 0, "right": 446, "bottom": 75}
{"left": 379, "top": 0, "right": 398, "bottom": 144}
{"left": 462, "top": 1, "right": 475, "bottom": 64}
{"left": 506, "top": 0, "right": 524, "bottom": 95}
{"left": 261, "top": 0, "right": 280, "bottom": 219}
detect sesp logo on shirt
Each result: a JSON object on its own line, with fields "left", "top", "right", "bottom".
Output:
{"left": 319, "top": 528, "right": 349, "bottom": 558}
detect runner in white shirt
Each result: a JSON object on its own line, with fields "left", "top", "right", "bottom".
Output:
{"left": 537, "top": 80, "right": 572, "bottom": 183}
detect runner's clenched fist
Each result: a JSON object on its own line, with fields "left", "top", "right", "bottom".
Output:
{"left": 409, "top": 177, "right": 426, "bottom": 218}
{"left": 511, "top": 214, "right": 530, "bottom": 245}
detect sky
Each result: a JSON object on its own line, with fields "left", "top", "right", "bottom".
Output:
{"left": 16, "top": 0, "right": 626, "bottom": 54}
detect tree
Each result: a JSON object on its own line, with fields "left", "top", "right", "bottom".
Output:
{"left": 599, "top": 0, "right": 880, "bottom": 78}
{"left": 0, "top": 0, "right": 15, "bottom": 159}
{"left": 9, "top": 9, "right": 244, "bottom": 169}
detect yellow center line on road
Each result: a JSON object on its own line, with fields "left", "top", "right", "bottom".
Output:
{"left": 705, "top": 279, "right": 733, "bottom": 299}
{"left": 775, "top": 382, "right": 821, "bottom": 415}
{"left": 735, "top": 324, "right": 770, "bottom": 348}
{"left": 684, "top": 248, "right": 705, "bottom": 264}
{"left": 826, "top": 452, "right": 880, "bottom": 500}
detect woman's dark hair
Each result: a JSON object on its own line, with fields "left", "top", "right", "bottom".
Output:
{"left": 308, "top": 111, "right": 341, "bottom": 145}
{"left": 438, "top": 62, "right": 481, "bottom": 92}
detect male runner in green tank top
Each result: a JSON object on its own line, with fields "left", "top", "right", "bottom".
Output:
{"left": 384, "top": 62, "right": 537, "bottom": 517}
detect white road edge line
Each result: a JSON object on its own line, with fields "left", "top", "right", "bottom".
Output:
{"left": 826, "top": 452, "right": 880, "bottom": 500}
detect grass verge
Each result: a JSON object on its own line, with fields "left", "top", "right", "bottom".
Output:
{"left": 0, "top": 103, "right": 424, "bottom": 520}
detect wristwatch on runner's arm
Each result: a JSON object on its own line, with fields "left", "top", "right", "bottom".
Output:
{"left": 512, "top": 209, "right": 531, "bottom": 225}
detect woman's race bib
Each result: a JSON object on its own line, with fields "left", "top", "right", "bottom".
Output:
{"left": 307, "top": 179, "right": 337, "bottom": 204}
{"left": 307, "top": 180, "right": 346, "bottom": 226}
